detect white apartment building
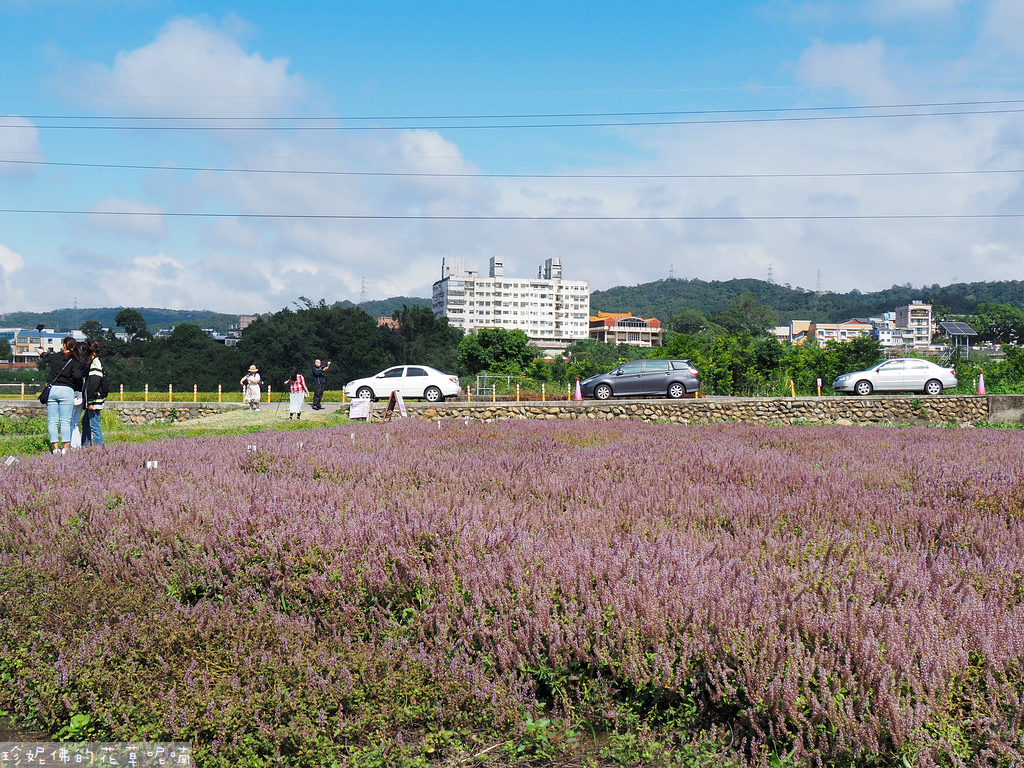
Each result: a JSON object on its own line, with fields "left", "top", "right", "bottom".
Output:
{"left": 894, "top": 301, "right": 933, "bottom": 349}
{"left": 432, "top": 256, "right": 590, "bottom": 354}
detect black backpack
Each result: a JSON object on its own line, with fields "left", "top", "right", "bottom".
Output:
{"left": 96, "top": 370, "right": 110, "bottom": 400}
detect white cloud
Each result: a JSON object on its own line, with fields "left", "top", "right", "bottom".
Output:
{"left": 88, "top": 197, "right": 167, "bottom": 240}
{"left": 0, "top": 116, "right": 43, "bottom": 177}
{"left": 0, "top": 243, "right": 25, "bottom": 274}
{"left": 865, "top": 0, "right": 963, "bottom": 20}
{"left": 981, "top": 0, "right": 1024, "bottom": 56}
{"left": 768, "top": 0, "right": 964, "bottom": 25}
{"left": 61, "top": 15, "right": 307, "bottom": 117}
{"left": 793, "top": 38, "right": 897, "bottom": 102}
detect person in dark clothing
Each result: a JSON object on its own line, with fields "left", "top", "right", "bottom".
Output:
{"left": 81, "top": 340, "right": 106, "bottom": 446}
{"left": 38, "top": 337, "right": 85, "bottom": 454}
{"left": 310, "top": 359, "right": 331, "bottom": 410}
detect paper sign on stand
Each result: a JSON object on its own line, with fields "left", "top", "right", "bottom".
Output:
{"left": 383, "top": 391, "right": 408, "bottom": 420}
{"left": 349, "top": 398, "right": 372, "bottom": 420}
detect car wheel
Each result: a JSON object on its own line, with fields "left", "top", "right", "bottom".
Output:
{"left": 424, "top": 386, "right": 443, "bottom": 403}
{"left": 594, "top": 383, "right": 613, "bottom": 400}
{"left": 667, "top": 382, "right": 686, "bottom": 399}
{"left": 854, "top": 380, "right": 873, "bottom": 396}
{"left": 923, "top": 379, "right": 943, "bottom": 396}
{"left": 356, "top": 386, "right": 374, "bottom": 401}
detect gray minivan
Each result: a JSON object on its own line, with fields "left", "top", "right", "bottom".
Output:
{"left": 580, "top": 359, "right": 700, "bottom": 400}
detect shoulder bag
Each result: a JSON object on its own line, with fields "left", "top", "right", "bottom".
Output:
{"left": 39, "top": 358, "right": 74, "bottom": 405}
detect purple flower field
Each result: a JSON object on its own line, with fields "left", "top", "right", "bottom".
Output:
{"left": 2, "top": 421, "right": 1024, "bottom": 767}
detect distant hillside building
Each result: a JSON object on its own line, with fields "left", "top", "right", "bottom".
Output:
{"left": 894, "top": 301, "right": 933, "bottom": 349}
{"left": 432, "top": 256, "right": 590, "bottom": 354}
{"left": 589, "top": 312, "right": 662, "bottom": 347}
{"left": 10, "top": 329, "right": 86, "bottom": 363}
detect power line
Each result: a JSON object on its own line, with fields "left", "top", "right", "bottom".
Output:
{"left": 5, "top": 75, "right": 1024, "bottom": 101}
{"left": 4, "top": 158, "right": 1024, "bottom": 181}
{"left": 13, "top": 97, "right": 1024, "bottom": 122}
{"left": 2, "top": 208, "right": 1023, "bottom": 221}
{"left": 4, "top": 105, "right": 1024, "bottom": 132}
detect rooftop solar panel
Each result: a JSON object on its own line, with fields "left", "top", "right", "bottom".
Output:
{"left": 939, "top": 321, "right": 978, "bottom": 336}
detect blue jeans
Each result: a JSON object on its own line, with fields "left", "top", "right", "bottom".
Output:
{"left": 82, "top": 407, "right": 103, "bottom": 446}
{"left": 46, "top": 385, "right": 75, "bottom": 444}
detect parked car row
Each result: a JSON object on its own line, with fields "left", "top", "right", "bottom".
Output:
{"left": 342, "top": 356, "right": 957, "bottom": 404}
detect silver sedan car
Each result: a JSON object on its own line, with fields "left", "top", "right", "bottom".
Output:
{"left": 832, "top": 358, "right": 958, "bottom": 396}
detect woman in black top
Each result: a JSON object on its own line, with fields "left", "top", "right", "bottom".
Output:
{"left": 39, "top": 337, "right": 85, "bottom": 454}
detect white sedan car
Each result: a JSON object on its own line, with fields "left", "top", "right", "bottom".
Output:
{"left": 832, "top": 358, "right": 958, "bottom": 396}
{"left": 343, "top": 365, "right": 461, "bottom": 403}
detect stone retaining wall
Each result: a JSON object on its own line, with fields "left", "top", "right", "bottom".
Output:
{"left": 396, "top": 395, "right": 992, "bottom": 426}
{"left": 0, "top": 395, "right": 1007, "bottom": 427}
{"left": 0, "top": 401, "right": 240, "bottom": 424}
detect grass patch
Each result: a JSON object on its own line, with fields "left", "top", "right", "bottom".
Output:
{"left": 0, "top": 407, "right": 352, "bottom": 456}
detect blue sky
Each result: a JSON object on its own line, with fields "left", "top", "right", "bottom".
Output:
{"left": 1, "top": 0, "right": 1023, "bottom": 315}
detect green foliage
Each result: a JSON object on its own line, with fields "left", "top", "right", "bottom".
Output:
{"left": 711, "top": 292, "right": 778, "bottom": 333}
{"left": 973, "top": 303, "right": 1024, "bottom": 344}
{"left": 0, "top": 336, "right": 11, "bottom": 361}
{"left": 78, "top": 320, "right": 104, "bottom": 341}
{"left": 137, "top": 324, "right": 240, "bottom": 392}
{"left": 457, "top": 327, "right": 537, "bottom": 376}
{"left": 592, "top": 277, "right": 1024, "bottom": 326}
{"left": 114, "top": 308, "right": 151, "bottom": 341}
{"left": 237, "top": 302, "right": 396, "bottom": 388}
{"left": 386, "top": 304, "right": 463, "bottom": 373}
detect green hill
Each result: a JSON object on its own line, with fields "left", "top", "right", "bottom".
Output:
{"left": 0, "top": 307, "right": 243, "bottom": 334}
{"left": 5, "top": 279, "right": 1021, "bottom": 337}
{"left": 590, "top": 279, "right": 1024, "bottom": 324}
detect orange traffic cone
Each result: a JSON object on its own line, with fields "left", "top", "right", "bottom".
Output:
{"left": 977, "top": 372, "right": 986, "bottom": 395}
{"left": 574, "top": 378, "right": 583, "bottom": 400}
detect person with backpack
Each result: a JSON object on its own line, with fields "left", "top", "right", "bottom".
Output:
{"left": 81, "top": 340, "right": 107, "bottom": 446}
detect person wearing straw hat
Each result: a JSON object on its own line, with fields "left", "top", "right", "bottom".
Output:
{"left": 240, "top": 364, "right": 262, "bottom": 411}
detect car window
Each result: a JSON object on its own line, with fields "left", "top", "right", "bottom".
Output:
{"left": 406, "top": 367, "right": 428, "bottom": 376}
{"left": 618, "top": 361, "right": 643, "bottom": 374}
{"left": 671, "top": 360, "right": 692, "bottom": 370}
{"left": 905, "top": 360, "right": 928, "bottom": 369}
{"left": 382, "top": 368, "right": 405, "bottom": 378}
{"left": 643, "top": 360, "right": 670, "bottom": 372}
{"left": 878, "top": 361, "right": 904, "bottom": 371}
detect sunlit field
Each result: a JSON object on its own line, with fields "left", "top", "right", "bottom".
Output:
{"left": 2, "top": 421, "right": 1023, "bottom": 767}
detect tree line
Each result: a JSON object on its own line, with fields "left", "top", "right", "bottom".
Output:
{"left": 8, "top": 295, "right": 1024, "bottom": 397}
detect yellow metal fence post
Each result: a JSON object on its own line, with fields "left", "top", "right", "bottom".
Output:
{"left": 542, "top": 384, "right": 546, "bottom": 402}
{"left": 20, "top": 383, "right": 25, "bottom": 399}
{"left": 193, "top": 384, "right": 197, "bottom": 402}
{"left": 119, "top": 384, "right": 124, "bottom": 402}
{"left": 218, "top": 384, "right": 222, "bottom": 402}
{"left": 169, "top": 383, "right": 173, "bottom": 402}
{"left": 145, "top": 384, "right": 149, "bottom": 402}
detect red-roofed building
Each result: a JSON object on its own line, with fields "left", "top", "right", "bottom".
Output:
{"left": 589, "top": 312, "right": 662, "bottom": 347}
